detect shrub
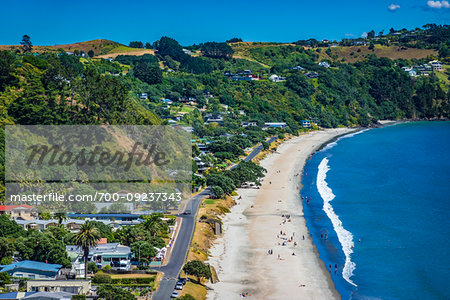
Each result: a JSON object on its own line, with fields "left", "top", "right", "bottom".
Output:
{"left": 93, "top": 273, "right": 112, "bottom": 284}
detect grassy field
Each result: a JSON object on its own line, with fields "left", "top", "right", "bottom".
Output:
{"left": 180, "top": 281, "right": 207, "bottom": 300}
{"left": 323, "top": 45, "right": 436, "bottom": 63}
{"left": 230, "top": 42, "right": 437, "bottom": 65}
{"left": 0, "top": 39, "right": 156, "bottom": 58}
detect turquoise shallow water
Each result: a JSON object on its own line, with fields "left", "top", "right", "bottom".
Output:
{"left": 301, "top": 122, "right": 450, "bottom": 300}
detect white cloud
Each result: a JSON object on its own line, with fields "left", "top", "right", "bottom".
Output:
{"left": 427, "top": 1, "right": 450, "bottom": 8}
{"left": 388, "top": 4, "right": 401, "bottom": 11}
{"left": 345, "top": 33, "right": 356, "bottom": 37}
{"left": 361, "top": 32, "right": 368, "bottom": 38}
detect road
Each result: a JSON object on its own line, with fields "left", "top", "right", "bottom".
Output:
{"left": 152, "top": 137, "right": 276, "bottom": 300}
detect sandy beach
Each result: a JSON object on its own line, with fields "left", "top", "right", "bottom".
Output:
{"left": 207, "top": 128, "right": 354, "bottom": 300}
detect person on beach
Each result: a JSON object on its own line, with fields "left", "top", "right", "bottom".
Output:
{"left": 302, "top": 235, "right": 305, "bottom": 240}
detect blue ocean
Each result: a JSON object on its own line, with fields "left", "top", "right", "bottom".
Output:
{"left": 301, "top": 121, "right": 450, "bottom": 300}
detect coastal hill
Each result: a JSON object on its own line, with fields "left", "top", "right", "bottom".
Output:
{"left": 0, "top": 39, "right": 155, "bottom": 57}
{"left": 229, "top": 41, "right": 436, "bottom": 64}
{"left": 0, "top": 38, "right": 436, "bottom": 65}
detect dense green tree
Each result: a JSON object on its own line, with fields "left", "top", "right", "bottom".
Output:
{"left": 20, "top": 35, "right": 32, "bottom": 53}
{"left": 0, "top": 51, "right": 18, "bottom": 91}
{"left": 210, "top": 185, "right": 224, "bottom": 198}
{"left": 183, "top": 260, "right": 211, "bottom": 283}
{"left": 286, "top": 73, "right": 315, "bottom": 98}
{"left": 201, "top": 42, "right": 234, "bottom": 59}
{"left": 98, "top": 285, "right": 136, "bottom": 300}
{"left": 129, "top": 41, "right": 144, "bottom": 48}
{"left": 134, "top": 62, "right": 162, "bottom": 85}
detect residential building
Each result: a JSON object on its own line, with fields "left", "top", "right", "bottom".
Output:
{"left": 161, "top": 98, "right": 173, "bottom": 105}
{"left": 430, "top": 61, "right": 443, "bottom": 71}
{"left": 0, "top": 261, "right": 62, "bottom": 280}
{"left": 301, "top": 120, "right": 311, "bottom": 128}
{"left": 291, "top": 66, "right": 305, "bottom": 71}
{"left": 264, "top": 122, "right": 287, "bottom": 129}
{"left": 67, "top": 213, "right": 141, "bottom": 222}
{"left": 241, "top": 121, "right": 258, "bottom": 127}
{"left": 269, "top": 74, "right": 286, "bottom": 82}
{"left": 0, "top": 292, "right": 36, "bottom": 299}
{"left": 67, "top": 243, "right": 132, "bottom": 277}
{"left": 305, "top": 72, "right": 319, "bottom": 79}
{"left": 0, "top": 205, "right": 37, "bottom": 220}
{"left": 139, "top": 93, "right": 148, "bottom": 100}
{"left": 204, "top": 114, "right": 224, "bottom": 124}
{"left": 318, "top": 61, "right": 330, "bottom": 68}
{"left": 23, "top": 292, "right": 74, "bottom": 300}
{"left": 26, "top": 280, "right": 91, "bottom": 295}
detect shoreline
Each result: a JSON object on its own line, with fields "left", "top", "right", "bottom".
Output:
{"left": 206, "top": 128, "right": 354, "bottom": 299}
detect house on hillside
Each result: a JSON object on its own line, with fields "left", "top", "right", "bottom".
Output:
{"left": 139, "top": 93, "right": 148, "bottom": 100}
{"left": 305, "top": 72, "right": 319, "bottom": 79}
{"left": 0, "top": 261, "right": 62, "bottom": 280}
{"left": 264, "top": 122, "right": 287, "bottom": 129}
{"left": 241, "top": 121, "right": 258, "bottom": 127}
{"left": 430, "top": 61, "right": 443, "bottom": 71}
{"left": 301, "top": 120, "right": 311, "bottom": 128}
{"left": 291, "top": 66, "right": 305, "bottom": 71}
{"left": 318, "top": 61, "right": 330, "bottom": 68}
{"left": 269, "top": 74, "right": 286, "bottom": 82}
{"left": 204, "top": 113, "right": 224, "bottom": 124}
{"left": 161, "top": 98, "right": 173, "bottom": 105}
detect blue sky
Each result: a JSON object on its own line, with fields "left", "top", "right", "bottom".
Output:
{"left": 0, "top": 0, "right": 448, "bottom": 46}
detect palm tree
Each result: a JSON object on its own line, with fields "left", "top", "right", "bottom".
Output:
{"left": 141, "top": 213, "right": 165, "bottom": 237}
{"left": 53, "top": 212, "right": 68, "bottom": 226}
{"left": 73, "top": 222, "right": 101, "bottom": 279}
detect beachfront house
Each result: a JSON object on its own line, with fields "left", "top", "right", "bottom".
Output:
{"left": 0, "top": 261, "right": 62, "bottom": 280}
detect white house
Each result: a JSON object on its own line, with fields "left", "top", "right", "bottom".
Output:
{"left": 67, "top": 243, "right": 132, "bottom": 278}
{"left": 264, "top": 122, "right": 287, "bottom": 129}
{"left": 269, "top": 74, "right": 286, "bottom": 82}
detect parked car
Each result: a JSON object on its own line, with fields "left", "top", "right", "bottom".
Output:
{"left": 175, "top": 283, "right": 183, "bottom": 290}
{"left": 171, "top": 290, "right": 179, "bottom": 298}
{"left": 178, "top": 278, "right": 187, "bottom": 285}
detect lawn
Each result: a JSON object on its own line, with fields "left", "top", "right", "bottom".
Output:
{"left": 110, "top": 273, "right": 156, "bottom": 279}
{"left": 180, "top": 281, "right": 207, "bottom": 300}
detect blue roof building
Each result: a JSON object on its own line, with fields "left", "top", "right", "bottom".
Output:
{"left": 0, "top": 292, "right": 36, "bottom": 299}
{"left": 67, "top": 213, "right": 141, "bottom": 222}
{"left": 0, "top": 261, "right": 62, "bottom": 280}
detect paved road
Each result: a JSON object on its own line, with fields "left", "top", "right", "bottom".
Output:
{"left": 151, "top": 188, "right": 210, "bottom": 300}
{"left": 152, "top": 137, "right": 276, "bottom": 299}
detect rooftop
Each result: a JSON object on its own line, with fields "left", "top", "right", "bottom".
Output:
{"left": 0, "top": 261, "right": 62, "bottom": 273}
